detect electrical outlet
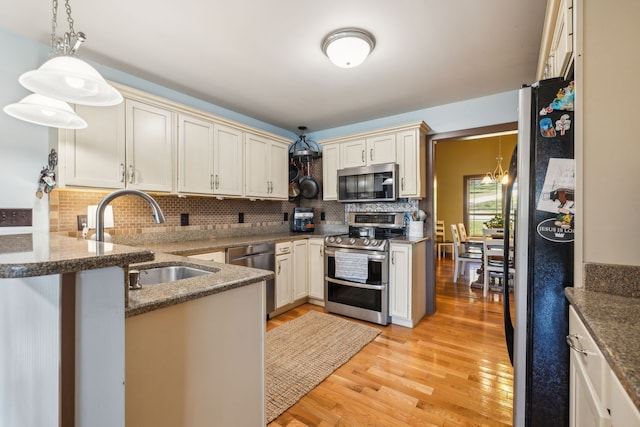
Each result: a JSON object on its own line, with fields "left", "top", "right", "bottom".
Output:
{"left": 238, "top": 212, "right": 244, "bottom": 223}
{"left": 0, "top": 209, "right": 33, "bottom": 227}
{"left": 284, "top": 212, "right": 289, "bottom": 222}
{"left": 320, "top": 211, "right": 326, "bottom": 221}
{"left": 77, "top": 215, "right": 88, "bottom": 231}
{"left": 180, "top": 213, "right": 189, "bottom": 226}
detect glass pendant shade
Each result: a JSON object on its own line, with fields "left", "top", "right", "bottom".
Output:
{"left": 19, "top": 56, "right": 123, "bottom": 106}
{"left": 322, "top": 29, "right": 375, "bottom": 68}
{"left": 3, "top": 94, "right": 87, "bottom": 129}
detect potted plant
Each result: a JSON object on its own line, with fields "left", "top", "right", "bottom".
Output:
{"left": 484, "top": 214, "right": 504, "bottom": 229}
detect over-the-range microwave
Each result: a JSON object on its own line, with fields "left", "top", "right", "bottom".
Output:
{"left": 337, "top": 162, "right": 398, "bottom": 203}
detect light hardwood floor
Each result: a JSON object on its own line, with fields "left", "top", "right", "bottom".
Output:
{"left": 267, "top": 256, "right": 514, "bottom": 427}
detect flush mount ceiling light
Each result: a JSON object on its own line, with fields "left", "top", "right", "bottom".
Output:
{"left": 3, "top": 94, "right": 87, "bottom": 129}
{"left": 18, "top": 0, "right": 122, "bottom": 107}
{"left": 321, "top": 28, "right": 376, "bottom": 68}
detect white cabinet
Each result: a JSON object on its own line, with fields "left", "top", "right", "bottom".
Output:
{"left": 292, "top": 240, "right": 309, "bottom": 301}
{"left": 177, "top": 115, "right": 244, "bottom": 197}
{"left": 59, "top": 103, "right": 126, "bottom": 188}
{"left": 320, "top": 122, "right": 429, "bottom": 201}
{"left": 610, "top": 370, "right": 640, "bottom": 427}
{"left": 568, "top": 306, "right": 611, "bottom": 427}
{"left": 212, "top": 123, "right": 244, "bottom": 197}
{"left": 389, "top": 241, "right": 427, "bottom": 328}
{"left": 187, "top": 251, "right": 226, "bottom": 263}
{"left": 307, "top": 238, "right": 325, "bottom": 303}
{"left": 540, "top": 0, "right": 574, "bottom": 79}
{"left": 340, "top": 133, "right": 396, "bottom": 168}
{"left": 245, "top": 132, "right": 288, "bottom": 200}
{"left": 275, "top": 242, "right": 293, "bottom": 309}
{"left": 125, "top": 99, "right": 176, "bottom": 193}
{"left": 396, "top": 128, "right": 426, "bottom": 198}
{"left": 321, "top": 143, "right": 340, "bottom": 200}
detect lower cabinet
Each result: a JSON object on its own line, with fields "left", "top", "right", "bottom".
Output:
{"left": 307, "top": 238, "right": 325, "bottom": 304}
{"left": 389, "top": 241, "right": 427, "bottom": 328}
{"left": 568, "top": 305, "right": 640, "bottom": 427}
{"left": 275, "top": 242, "right": 293, "bottom": 309}
{"left": 125, "top": 281, "right": 265, "bottom": 426}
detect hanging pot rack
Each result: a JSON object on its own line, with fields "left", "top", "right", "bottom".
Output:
{"left": 289, "top": 126, "right": 321, "bottom": 161}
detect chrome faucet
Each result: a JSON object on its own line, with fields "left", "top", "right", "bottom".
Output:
{"left": 95, "top": 189, "right": 166, "bottom": 242}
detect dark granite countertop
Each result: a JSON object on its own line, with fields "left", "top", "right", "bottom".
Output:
{"left": 125, "top": 252, "right": 274, "bottom": 317}
{"left": 565, "top": 288, "right": 640, "bottom": 410}
{"left": 0, "top": 233, "right": 154, "bottom": 278}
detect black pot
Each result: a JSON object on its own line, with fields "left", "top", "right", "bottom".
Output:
{"left": 299, "top": 175, "right": 319, "bottom": 199}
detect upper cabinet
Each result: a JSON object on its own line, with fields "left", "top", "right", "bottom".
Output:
{"left": 245, "top": 132, "right": 288, "bottom": 200}
{"left": 340, "top": 133, "right": 396, "bottom": 168}
{"left": 320, "top": 121, "right": 429, "bottom": 201}
{"left": 538, "top": 0, "right": 574, "bottom": 80}
{"left": 57, "top": 82, "right": 287, "bottom": 200}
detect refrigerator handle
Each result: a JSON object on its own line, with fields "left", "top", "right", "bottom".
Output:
{"left": 503, "top": 145, "right": 518, "bottom": 365}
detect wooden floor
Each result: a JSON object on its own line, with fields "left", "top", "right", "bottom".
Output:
{"left": 267, "top": 257, "right": 514, "bottom": 427}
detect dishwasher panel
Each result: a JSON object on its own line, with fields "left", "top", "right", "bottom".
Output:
{"left": 226, "top": 243, "right": 275, "bottom": 316}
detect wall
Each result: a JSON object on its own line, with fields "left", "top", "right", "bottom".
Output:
{"left": 435, "top": 134, "right": 517, "bottom": 240}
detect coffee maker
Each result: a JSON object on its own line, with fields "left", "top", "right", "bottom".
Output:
{"left": 291, "top": 207, "right": 315, "bottom": 232}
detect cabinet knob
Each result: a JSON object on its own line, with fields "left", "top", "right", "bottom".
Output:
{"left": 128, "top": 165, "right": 135, "bottom": 184}
{"left": 361, "top": 150, "right": 365, "bottom": 163}
{"left": 120, "top": 163, "right": 125, "bottom": 183}
{"left": 370, "top": 148, "right": 374, "bottom": 161}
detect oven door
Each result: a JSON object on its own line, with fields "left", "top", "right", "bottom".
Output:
{"left": 324, "top": 247, "right": 389, "bottom": 325}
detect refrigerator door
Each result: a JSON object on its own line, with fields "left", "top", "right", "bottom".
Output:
{"left": 513, "top": 78, "right": 575, "bottom": 427}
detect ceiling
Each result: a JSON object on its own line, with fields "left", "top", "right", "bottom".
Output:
{"left": 0, "top": 0, "right": 547, "bottom": 134}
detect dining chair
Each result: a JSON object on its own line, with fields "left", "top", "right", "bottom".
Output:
{"left": 451, "top": 224, "right": 482, "bottom": 281}
{"left": 458, "top": 223, "right": 482, "bottom": 253}
{"left": 436, "top": 220, "right": 453, "bottom": 258}
{"left": 482, "top": 236, "right": 515, "bottom": 297}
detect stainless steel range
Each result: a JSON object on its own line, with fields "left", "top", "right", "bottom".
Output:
{"left": 324, "top": 212, "right": 405, "bottom": 325}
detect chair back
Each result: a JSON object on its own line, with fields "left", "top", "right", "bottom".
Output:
{"left": 450, "top": 224, "right": 461, "bottom": 251}
{"left": 457, "top": 223, "right": 468, "bottom": 243}
{"left": 436, "top": 220, "right": 445, "bottom": 242}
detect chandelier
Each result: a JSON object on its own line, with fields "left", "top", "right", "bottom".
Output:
{"left": 482, "top": 139, "right": 509, "bottom": 185}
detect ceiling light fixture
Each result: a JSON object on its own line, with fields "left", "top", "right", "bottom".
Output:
{"left": 19, "top": 0, "right": 122, "bottom": 106}
{"left": 321, "top": 28, "right": 376, "bottom": 68}
{"left": 482, "top": 139, "right": 509, "bottom": 185}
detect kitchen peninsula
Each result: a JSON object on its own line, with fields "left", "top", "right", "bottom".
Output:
{"left": 0, "top": 233, "right": 271, "bottom": 427}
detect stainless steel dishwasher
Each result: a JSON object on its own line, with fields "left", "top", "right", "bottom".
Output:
{"left": 226, "top": 243, "right": 276, "bottom": 318}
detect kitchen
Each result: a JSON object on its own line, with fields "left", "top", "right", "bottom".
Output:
{"left": 1, "top": 0, "right": 640, "bottom": 426}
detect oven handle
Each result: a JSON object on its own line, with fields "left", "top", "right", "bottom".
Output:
{"left": 325, "top": 277, "right": 386, "bottom": 291}
{"left": 324, "top": 248, "right": 387, "bottom": 261}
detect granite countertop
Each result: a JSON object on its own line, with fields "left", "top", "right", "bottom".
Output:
{"left": 125, "top": 252, "right": 274, "bottom": 317}
{"left": 390, "top": 235, "right": 431, "bottom": 245}
{"left": 565, "top": 288, "right": 640, "bottom": 410}
{"left": 135, "top": 232, "right": 327, "bottom": 256}
{"left": 0, "top": 233, "right": 154, "bottom": 278}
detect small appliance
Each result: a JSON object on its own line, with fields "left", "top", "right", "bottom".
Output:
{"left": 291, "top": 207, "right": 315, "bottom": 232}
{"left": 337, "top": 162, "right": 398, "bottom": 203}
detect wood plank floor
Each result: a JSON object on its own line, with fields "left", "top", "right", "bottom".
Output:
{"left": 267, "top": 257, "right": 514, "bottom": 426}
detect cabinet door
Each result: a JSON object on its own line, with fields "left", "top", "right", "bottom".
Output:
{"left": 307, "top": 238, "right": 325, "bottom": 301}
{"left": 268, "top": 141, "right": 288, "bottom": 200}
{"left": 366, "top": 133, "right": 396, "bottom": 165}
{"left": 550, "top": 0, "right": 574, "bottom": 78}
{"left": 60, "top": 103, "right": 126, "bottom": 189}
{"left": 187, "top": 251, "right": 225, "bottom": 263}
{"left": 275, "top": 253, "right": 292, "bottom": 309}
{"left": 292, "top": 240, "right": 308, "bottom": 300}
{"left": 213, "top": 123, "right": 244, "bottom": 197}
{"left": 610, "top": 371, "right": 640, "bottom": 427}
{"left": 178, "top": 114, "right": 214, "bottom": 194}
{"left": 244, "top": 132, "right": 270, "bottom": 198}
{"left": 389, "top": 244, "right": 410, "bottom": 319}
{"left": 125, "top": 99, "right": 175, "bottom": 192}
{"left": 569, "top": 350, "right": 611, "bottom": 427}
{"left": 322, "top": 143, "right": 340, "bottom": 200}
{"left": 396, "top": 129, "right": 422, "bottom": 198}
{"left": 340, "top": 139, "right": 367, "bottom": 168}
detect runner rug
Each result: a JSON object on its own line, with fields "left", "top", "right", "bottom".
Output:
{"left": 265, "top": 310, "right": 381, "bottom": 423}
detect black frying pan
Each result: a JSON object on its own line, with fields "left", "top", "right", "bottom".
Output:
{"left": 298, "top": 158, "right": 319, "bottom": 199}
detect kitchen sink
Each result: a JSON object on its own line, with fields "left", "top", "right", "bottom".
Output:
{"left": 135, "top": 265, "right": 216, "bottom": 286}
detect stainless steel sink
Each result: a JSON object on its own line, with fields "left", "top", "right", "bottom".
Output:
{"left": 136, "top": 265, "right": 215, "bottom": 286}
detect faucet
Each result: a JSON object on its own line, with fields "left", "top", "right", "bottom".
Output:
{"left": 95, "top": 189, "right": 166, "bottom": 242}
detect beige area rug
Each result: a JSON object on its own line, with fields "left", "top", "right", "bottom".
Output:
{"left": 265, "top": 310, "right": 381, "bottom": 423}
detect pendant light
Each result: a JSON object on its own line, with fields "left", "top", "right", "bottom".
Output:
{"left": 322, "top": 28, "right": 376, "bottom": 68}
{"left": 19, "top": 0, "right": 123, "bottom": 106}
{"left": 3, "top": 94, "right": 87, "bottom": 129}
{"left": 482, "top": 138, "right": 509, "bottom": 185}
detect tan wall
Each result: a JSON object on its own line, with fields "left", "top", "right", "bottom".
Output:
{"left": 435, "top": 134, "right": 517, "bottom": 239}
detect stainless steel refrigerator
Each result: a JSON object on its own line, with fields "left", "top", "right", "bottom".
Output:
{"left": 504, "top": 77, "right": 575, "bottom": 426}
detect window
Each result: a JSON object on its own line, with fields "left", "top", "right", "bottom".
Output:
{"left": 463, "top": 175, "right": 516, "bottom": 235}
